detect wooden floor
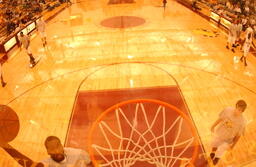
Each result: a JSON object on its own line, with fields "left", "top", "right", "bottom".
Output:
{"left": 1, "top": 0, "right": 256, "bottom": 166}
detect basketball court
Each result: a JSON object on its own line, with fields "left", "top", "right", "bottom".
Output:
{"left": 0, "top": 0, "right": 256, "bottom": 166}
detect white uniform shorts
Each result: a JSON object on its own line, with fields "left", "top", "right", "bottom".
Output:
{"left": 25, "top": 46, "right": 32, "bottom": 55}
{"left": 39, "top": 31, "right": 46, "bottom": 38}
{"left": 228, "top": 35, "right": 236, "bottom": 45}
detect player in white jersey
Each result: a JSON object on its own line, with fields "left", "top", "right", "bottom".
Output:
{"left": 0, "top": 59, "right": 7, "bottom": 87}
{"left": 37, "top": 17, "right": 47, "bottom": 47}
{"left": 240, "top": 25, "right": 254, "bottom": 66}
{"left": 226, "top": 19, "right": 238, "bottom": 53}
{"left": 19, "top": 32, "right": 36, "bottom": 67}
{"left": 42, "top": 136, "right": 92, "bottom": 167}
{"left": 235, "top": 18, "right": 243, "bottom": 47}
{"left": 210, "top": 100, "right": 247, "bottom": 165}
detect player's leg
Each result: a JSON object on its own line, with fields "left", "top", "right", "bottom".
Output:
{"left": 235, "top": 31, "right": 241, "bottom": 47}
{"left": 227, "top": 34, "right": 235, "bottom": 50}
{"left": 26, "top": 46, "right": 36, "bottom": 66}
{"left": 244, "top": 51, "right": 248, "bottom": 66}
{"left": 240, "top": 55, "right": 244, "bottom": 62}
{"left": 43, "top": 31, "right": 47, "bottom": 46}
{"left": 0, "top": 73, "right": 6, "bottom": 87}
{"left": 29, "top": 54, "right": 35, "bottom": 65}
{"left": 43, "top": 36, "right": 47, "bottom": 45}
{"left": 240, "top": 42, "right": 246, "bottom": 62}
{"left": 231, "top": 36, "right": 236, "bottom": 53}
{"left": 242, "top": 43, "right": 250, "bottom": 66}
{"left": 42, "top": 37, "right": 46, "bottom": 47}
{"left": 210, "top": 147, "right": 217, "bottom": 159}
{"left": 212, "top": 142, "right": 230, "bottom": 165}
{"left": 240, "top": 38, "right": 245, "bottom": 50}
{"left": 40, "top": 32, "right": 47, "bottom": 47}
{"left": 244, "top": 57, "right": 247, "bottom": 66}
{"left": 226, "top": 35, "right": 231, "bottom": 49}
{"left": 210, "top": 136, "right": 228, "bottom": 165}
{"left": 210, "top": 136, "right": 221, "bottom": 161}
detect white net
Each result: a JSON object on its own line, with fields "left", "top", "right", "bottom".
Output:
{"left": 90, "top": 102, "right": 196, "bottom": 167}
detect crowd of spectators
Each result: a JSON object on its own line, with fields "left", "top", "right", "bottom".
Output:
{"left": 0, "top": 0, "right": 64, "bottom": 42}
{"left": 198, "top": 0, "right": 256, "bottom": 36}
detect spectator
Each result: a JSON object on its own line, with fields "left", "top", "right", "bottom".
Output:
{"left": 5, "top": 9, "right": 12, "bottom": 20}
{"left": 244, "top": 5, "right": 250, "bottom": 15}
{"left": 226, "top": 1, "right": 232, "bottom": 10}
{"left": 6, "top": 20, "right": 16, "bottom": 34}
{"left": 39, "top": 0, "right": 46, "bottom": 4}
{"left": 234, "top": 4, "right": 242, "bottom": 14}
{"left": 192, "top": 0, "right": 201, "bottom": 11}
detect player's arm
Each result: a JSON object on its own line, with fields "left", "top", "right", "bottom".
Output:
{"left": 0, "top": 143, "right": 44, "bottom": 167}
{"left": 211, "top": 118, "right": 222, "bottom": 132}
{"left": 211, "top": 108, "right": 228, "bottom": 132}
{"left": 78, "top": 149, "right": 92, "bottom": 166}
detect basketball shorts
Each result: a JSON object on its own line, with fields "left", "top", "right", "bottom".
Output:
{"left": 228, "top": 35, "right": 236, "bottom": 45}
{"left": 39, "top": 31, "right": 46, "bottom": 38}
{"left": 25, "top": 46, "right": 32, "bottom": 55}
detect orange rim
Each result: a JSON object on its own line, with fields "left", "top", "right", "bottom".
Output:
{"left": 88, "top": 99, "right": 199, "bottom": 166}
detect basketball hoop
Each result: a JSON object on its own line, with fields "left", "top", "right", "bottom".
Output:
{"left": 88, "top": 99, "right": 199, "bottom": 167}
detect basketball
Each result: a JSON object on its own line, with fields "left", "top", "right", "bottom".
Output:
{"left": 0, "top": 105, "right": 20, "bottom": 144}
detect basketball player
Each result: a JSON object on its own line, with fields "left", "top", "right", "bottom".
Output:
{"left": 37, "top": 17, "right": 47, "bottom": 47}
{"left": 0, "top": 60, "right": 6, "bottom": 87}
{"left": 226, "top": 19, "right": 238, "bottom": 53}
{"left": 42, "top": 136, "right": 92, "bottom": 167}
{"left": 19, "top": 32, "right": 36, "bottom": 68}
{"left": 240, "top": 24, "right": 254, "bottom": 66}
{"left": 210, "top": 100, "right": 247, "bottom": 165}
{"left": 235, "top": 18, "right": 243, "bottom": 47}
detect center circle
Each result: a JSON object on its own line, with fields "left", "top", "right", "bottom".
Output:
{"left": 100, "top": 16, "right": 145, "bottom": 28}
